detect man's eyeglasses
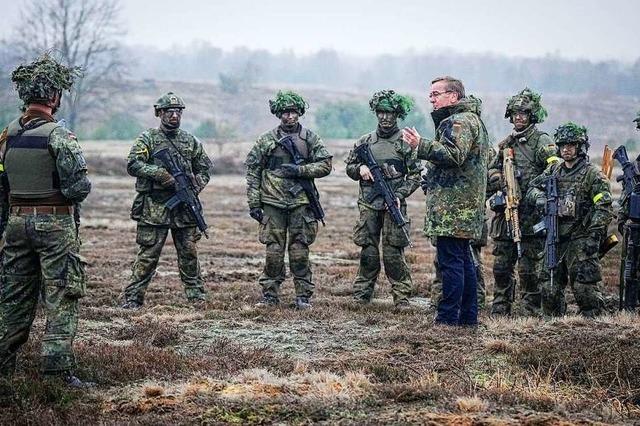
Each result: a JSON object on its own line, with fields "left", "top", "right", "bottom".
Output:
{"left": 164, "top": 108, "right": 183, "bottom": 116}
{"left": 428, "top": 90, "right": 453, "bottom": 99}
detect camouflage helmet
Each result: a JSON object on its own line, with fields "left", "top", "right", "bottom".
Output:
{"left": 369, "top": 90, "right": 414, "bottom": 120}
{"left": 554, "top": 122, "right": 589, "bottom": 157}
{"left": 504, "top": 87, "right": 548, "bottom": 124}
{"left": 154, "top": 92, "right": 186, "bottom": 112}
{"left": 11, "top": 53, "right": 82, "bottom": 104}
{"left": 269, "top": 90, "right": 308, "bottom": 117}
{"left": 634, "top": 111, "right": 640, "bottom": 130}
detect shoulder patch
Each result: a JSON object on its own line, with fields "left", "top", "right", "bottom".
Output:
{"left": 451, "top": 122, "right": 462, "bottom": 140}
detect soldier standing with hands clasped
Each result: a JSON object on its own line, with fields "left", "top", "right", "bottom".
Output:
{"left": 0, "top": 54, "right": 92, "bottom": 387}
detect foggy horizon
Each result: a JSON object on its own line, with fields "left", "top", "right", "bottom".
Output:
{"left": 1, "top": 0, "right": 639, "bottom": 63}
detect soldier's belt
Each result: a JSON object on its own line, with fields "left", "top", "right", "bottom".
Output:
{"left": 10, "top": 205, "right": 74, "bottom": 216}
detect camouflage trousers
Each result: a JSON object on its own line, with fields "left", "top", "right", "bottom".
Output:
{"left": 124, "top": 224, "right": 205, "bottom": 304}
{"left": 491, "top": 237, "right": 544, "bottom": 316}
{"left": 352, "top": 206, "right": 412, "bottom": 304}
{"left": 431, "top": 242, "right": 486, "bottom": 308}
{"left": 258, "top": 204, "right": 318, "bottom": 300}
{"left": 0, "top": 213, "right": 85, "bottom": 376}
{"left": 540, "top": 237, "right": 605, "bottom": 317}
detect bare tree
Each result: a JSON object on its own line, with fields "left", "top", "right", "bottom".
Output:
{"left": 12, "top": 0, "right": 127, "bottom": 130}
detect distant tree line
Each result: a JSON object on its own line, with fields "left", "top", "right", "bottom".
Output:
{"left": 120, "top": 43, "right": 640, "bottom": 96}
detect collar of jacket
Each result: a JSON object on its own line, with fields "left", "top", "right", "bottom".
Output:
{"left": 510, "top": 124, "right": 537, "bottom": 143}
{"left": 430, "top": 97, "right": 479, "bottom": 129}
{"left": 159, "top": 124, "right": 179, "bottom": 137}
{"left": 376, "top": 124, "right": 400, "bottom": 139}
{"left": 272, "top": 124, "right": 308, "bottom": 141}
{"left": 20, "top": 109, "right": 55, "bottom": 127}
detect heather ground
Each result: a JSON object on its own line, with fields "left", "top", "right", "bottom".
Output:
{"left": 1, "top": 141, "right": 638, "bottom": 425}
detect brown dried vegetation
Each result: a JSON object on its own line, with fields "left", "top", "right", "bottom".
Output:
{"left": 2, "top": 142, "right": 639, "bottom": 424}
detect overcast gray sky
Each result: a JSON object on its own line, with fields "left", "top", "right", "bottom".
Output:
{"left": 1, "top": 0, "right": 638, "bottom": 61}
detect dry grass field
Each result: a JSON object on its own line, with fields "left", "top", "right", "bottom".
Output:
{"left": 1, "top": 140, "right": 639, "bottom": 425}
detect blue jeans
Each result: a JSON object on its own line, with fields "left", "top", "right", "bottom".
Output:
{"left": 435, "top": 237, "right": 478, "bottom": 326}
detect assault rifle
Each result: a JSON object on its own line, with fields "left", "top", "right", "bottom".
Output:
{"left": 276, "top": 136, "right": 326, "bottom": 226}
{"left": 503, "top": 147, "right": 523, "bottom": 258}
{"left": 613, "top": 145, "right": 640, "bottom": 310}
{"left": 354, "top": 143, "right": 412, "bottom": 247}
{"left": 153, "top": 148, "right": 209, "bottom": 238}
{"left": 534, "top": 175, "right": 559, "bottom": 289}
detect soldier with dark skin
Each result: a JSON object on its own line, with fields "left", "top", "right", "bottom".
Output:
{"left": 0, "top": 54, "right": 91, "bottom": 387}
{"left": 246, "top": 91, "right": 332, "bottom": 309}
{"left": 488, "top": 88, "right": 559, "bottom": 316}
{"left": 526, "top": 123, "right": 612, "bottom": 317}
{"left": 345, "top": 90, "right": 422, "bottom": 309}
{"left": 122, "top": 92, "right": 212, "bottom": 309}
{"left": 403, "top": 76, "right": 490, "bottom": 326}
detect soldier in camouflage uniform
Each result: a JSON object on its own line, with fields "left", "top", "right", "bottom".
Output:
{"left": 345, "top": 90, "right": 422, "bottom": 308}
{"left": 0, "top": 54, "right": 91, "bottom": 386}
{"left": 246, "top": 91, "right": 332, "bottom": 309}
{"left": 526, "top": 123, "right": 612, "bottom": 317}
{"left": 488, "top": 88, "right": 559, "bottom": 316}
{"left": 616, "top": 112, "right": 640, "bottom": 311}
{"left": 403, "top": 76, "right": 489, "bottom": 326}
{"left": 122, "top": 92, "right": 212, "bottom": 309}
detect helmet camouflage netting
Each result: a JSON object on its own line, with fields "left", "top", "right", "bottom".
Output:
{"left": 11, "top": 53, "right": 82, "bottom": 104}
{"left": 504, "top": 87, "right": 547, "bottom": 124}
{"left": 269, "top": 90, "right": 308, "bottom": 117}
{"left": 554, "top": 122, "right": 590, "bottom": 156}
{"left": 369, "top": 90, "right": 414, "bottom": 120}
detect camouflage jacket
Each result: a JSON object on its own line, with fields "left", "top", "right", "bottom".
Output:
{"left": 416, "top": 97, "right": 490, "bottom": 240}
{"left": 127, "top": 127, "right": 212, "bottom": 227}
{"left": 0, "top": 112, "right": 91, "bottom": 205}
{"left": 526, "top": 158, "right": 613, "bottom": 239}
{"left": 245, "top": 125, "right": 332, "bottom": 210}
{"left": 344, "top": 129, "right": 422, "bottom": 210}
{"left": 488, "top": 125, "right": 557, "bottom": 238}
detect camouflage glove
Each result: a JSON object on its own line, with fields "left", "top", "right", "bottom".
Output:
{"left": 157, "top": 169, "right": 176, "bottom": 188}
{"left": 280, "top": 164, "right": 301, "bottom": 178}
{"left": 249, "top": 207, "right": 264, "bottom": 223}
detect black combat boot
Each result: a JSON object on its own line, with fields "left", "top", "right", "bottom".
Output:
{"left": 255, "top": 296, "right": 279, "bottom": 307}
{"left": 294, "top": 297, "right": 312, "bottom": 310}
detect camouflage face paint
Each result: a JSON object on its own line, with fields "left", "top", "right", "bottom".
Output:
{"left": 159, "top": 108, "right": 182, "bottom": 129}
{"left": 376, "top": 111, "right": 398, "bottom": 129}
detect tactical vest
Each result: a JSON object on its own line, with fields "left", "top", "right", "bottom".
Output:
{"left": 364, "top": 131, "right": 407, "bottom": 178}
{"left": 4, "top": 118, "right": 61, "bottom": 199}
{"left": 266, "top": 127, "right": 310, "bottom": 170}
{"left": 505, "top": 128, "right": 546, "bottom": 192}
{"left": 551, "top": 160, "right": 592, "bottom": 236}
